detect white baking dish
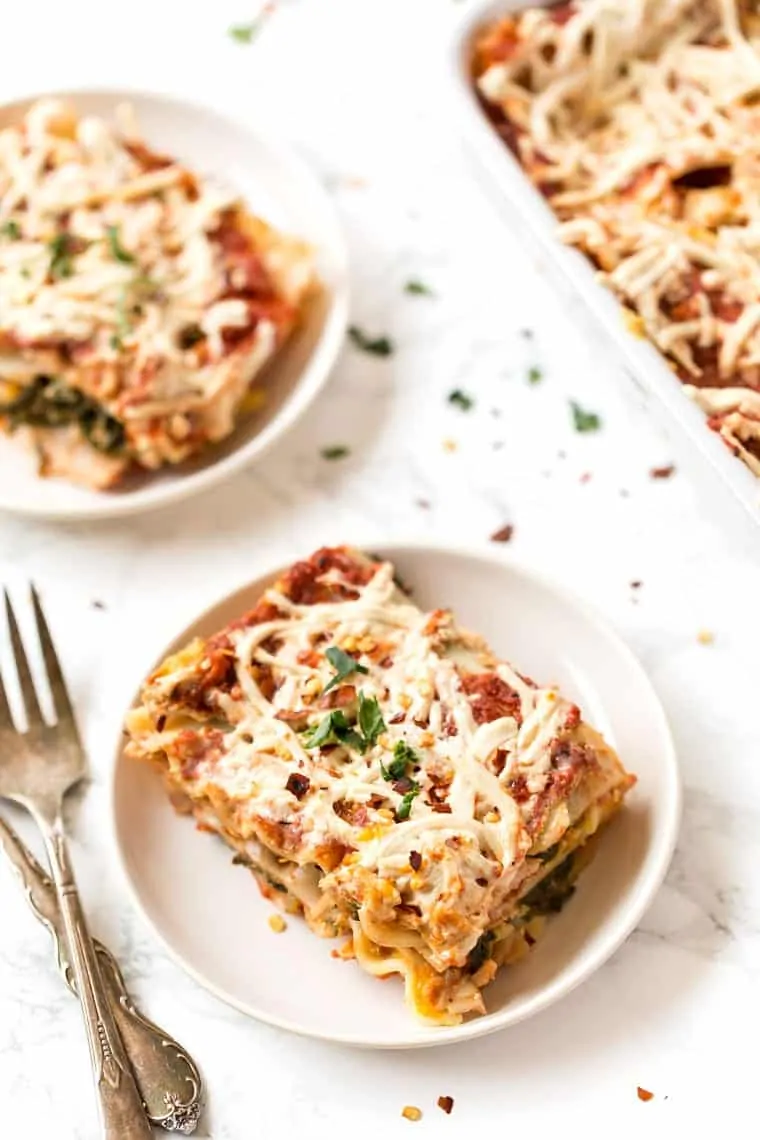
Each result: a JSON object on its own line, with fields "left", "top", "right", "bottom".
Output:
{"left": 447, "top": 0, "right": 760, "bottom": 530}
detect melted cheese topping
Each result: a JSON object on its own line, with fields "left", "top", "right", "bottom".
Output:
{"left": 130, "top": 550, "right": 632, "bottom": 983}
{"left": 0, "top": 99, "right": 313, "bottom": 484}
{"left": 476, "top": 1, "right": 760, "bottom": 468}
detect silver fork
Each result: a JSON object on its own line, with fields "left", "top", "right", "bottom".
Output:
{"left": 0, "top": 588, "right": 152, "bottom": 1139}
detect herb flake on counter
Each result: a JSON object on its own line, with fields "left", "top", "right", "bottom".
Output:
{"left": 448, "top": 388, "right": 474, "bottom": 411}
{"left": 1, "top": 220, "right": 20, "bottom": 239}
{"left": 570, "top": 401, "right": 602, "bottom": 433}
{"left": 381, "top": 739, "right": 420, "bottom": 783}
{"left": 527, "top": 365, "right": 543, "bottom": 385}
{"left": 106, "top": 225, "right": 134, "bottom": 264}
{"left": 320, "top": 445, "right": 349, "bottom": 460}
{"left": 323, "top": 646, "right": 368, "bottom": 694}
{"left": 490, "top": 524, "right": 514, "bottom": 543}
{"left": 228, "top": 11, "right": 270, "bottom": 43}
{"left": 348, "top": 326, "right": 394, "bottom": 356}
{"left": 404, "top": 278, "right": 433, "bottom": 296}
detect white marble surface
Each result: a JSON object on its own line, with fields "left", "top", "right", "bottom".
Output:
{"left": 2, "top": 0, "right": 760, "bottom": 1135}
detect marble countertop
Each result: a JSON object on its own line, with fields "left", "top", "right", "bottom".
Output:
{"left": 2, "top": 0, "right": 759, "bottom": 1135}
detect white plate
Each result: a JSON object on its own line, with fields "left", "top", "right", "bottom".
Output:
{"left": 0, "top": 88, "right": 349, "bottom": 521}
{"left": 111, "top": 543, "right": 680, "bottom": 1049}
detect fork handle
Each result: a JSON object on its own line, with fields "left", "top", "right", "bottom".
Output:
{"left": 40, "top": 821, "right": 153, "bottom": 1140}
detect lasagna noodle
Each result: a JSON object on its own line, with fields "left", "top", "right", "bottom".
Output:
{"left": 125, "top": 546, "right": 635, "bottom": 1023}
{"left": 0, "top": 99, "right": 315, "bottom": 488}
{"left": 474, "top": 0, "right": 760, "bottom": 475}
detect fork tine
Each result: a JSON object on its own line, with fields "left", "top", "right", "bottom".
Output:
{"left": 4, "top": 588, "right": 45, "bottom": 729}
{"left": 31, "top": 585, "right": 77, "bottom": 732}
{"left": 0, "top": 663, "right": 13, "bottom": 729}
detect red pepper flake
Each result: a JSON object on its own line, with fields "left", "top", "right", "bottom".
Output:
{"left": 490, "top": 524, "right": 514, "bottom": 543}
{"left": 437, "top": 1096, "right": 454, "bottom": 1115}
{"left": 409, "top": 850, "right": 422, "bottom": 871}
{"left": 155, "top": 714, "right": 166, "bottom": 732}
{"left": 579, "top": 471, "right": 592, "bottom": 484}
{"left": 415, "top": 498, "right": 431, "bottom": 510}
{"left": 637, "top": 1087, "right": 654, "bottom": 1102}
{"left": 650, "top": 464, "right": 675, "bottom": 479}
{"left": 630, "top": 580, "right": 642, "bottom": 589}
{"left": 285, "top": 772, "right": 310, "bottom": 799}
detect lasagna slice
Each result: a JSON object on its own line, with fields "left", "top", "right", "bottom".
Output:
{"left": 473, "top": 0, "right": 760, "bottom": 476}
{"left": 125, "top": 546, "right": 635, "bottom": 1024}
{"left": 0, "top": 99, "right": 315, "bottom": 489}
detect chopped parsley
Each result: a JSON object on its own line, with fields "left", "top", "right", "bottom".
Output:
{"left": 448, "top": 388, "right": 474, "bottom": 411}
{"left": 348, "top": 326, "right": 394, "bottom": 357}
{"left": 48, "top": 233, "right": 75, "bottom": 280}
{"left": 380, "top": 740, "right": 419, "bottom": 782}
{"left": 302, "top": 691, "right": 384, "bottom": 754}
{"left": 302, "top": 710, "right": 364, "bottom": 753}
{"left": 395, "top": 787, "right": 420, "bottom": 822}
{"left": 1, "top": 220, "right": 20, "bottom": 240}
{"left": 527, "top": 366, "right": 543, "bottom": 385}
{"left": 320, "top": 445, "right": 349, "bottom": 460}
{"left": 228, "top": 20, "right": 263, "bottom": 44}
{"left": 105, "top": 225, "right": 134, "bottom": 264}
{"left": 570, "top": 401, "right": 602, "bottom": 433}
{"left": 322, "top": 646, "right": 368, "bottom": 694}
{"left": 404, "top": 279, "right": 433, "bottom": 296}
{"left": 358, "top": 693, "right": 385, "bottom": 748}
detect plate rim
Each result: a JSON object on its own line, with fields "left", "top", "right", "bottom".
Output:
{"left": 0, "top": 84, "right": 349, "bottom": 522}
{"left": 109, "top": 539, "right": 682, "bottom": 1049}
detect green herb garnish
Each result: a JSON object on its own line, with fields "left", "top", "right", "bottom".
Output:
{"left": 448, "top": 388, "right": 474, "bottom": 411}
{"left": 527, "top": 366, "right": 543, "bottom": 385}
{"left": 1, "top": 220, "right": 20, "bottom": 240}
{"left": 320, "top": 445, "right": 349, "bottom": 460}
{"left": 395, "top": 787, "right": 420, "bottom": 822}
{"left": 323, "top": 646, "right": 368, "bottom": 694}
{"left": 48, "top": 233, "right": 75, "bottom": 279}
{"left": 404, "top": 279, "right": 433, "bottom": 296}
{"left": 106, "top": 225, "right": 135, "bottom": 264}
{"left": 570, "top": 401, "right": 602, "bottom": 433}
{"left": 381, "top": 739, "right": 419, "bottom": 781}
{"left": 302, "top": 709, "right": 365, "bottom": 753}
{"left": 358, "top": 693, "right": 385, "bottom": 748}
{"left": 348, "top": 326, "right": 394, "bottom": 357}
{"left": 228, "top": 20, "right": 263, "bottom": 43}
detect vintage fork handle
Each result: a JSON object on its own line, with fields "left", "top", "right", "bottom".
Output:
{"left": 0, "top": 815, "right": 202, "bottom": 1132}
{"left": 39, "top": 819, "right": 153, "bottom": 1140}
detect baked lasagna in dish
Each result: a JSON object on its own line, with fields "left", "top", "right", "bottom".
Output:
{"left": 474, "top": 0, "right": 760, "bottom": 475}
{"left": 0, "top": 99, "right": 315, "bottom": 488}
{"left": 126, "top": 546, "right": 635, "bottom": 1024}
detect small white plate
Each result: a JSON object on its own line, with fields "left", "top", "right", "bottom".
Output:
{"left": 0, "top": 88, "right": 349, "bottom": 521}
{"left": 111, "top": 543, "right": 680, "bottom": 1049}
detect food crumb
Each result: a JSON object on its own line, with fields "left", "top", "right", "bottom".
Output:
{"left": 442, "top": 438, "right": 458, "bottom": 453}
{"left": 637, "top": 1087, "right": 654, "bottom": 1102}
{"left": 697, "top": 629, "right": 715, "bottom": 645}
{"left": 579, "top": 471, "right": 592, "bottom": 484}
{"left": 91, "top": 600, "right": 106, "bottom": 610}
{"left": 401, "top": 1106, "right": 422, "bottom": 1122}
{"left": 437, "top": 1095, "right": 454, "bottom": 1115}
{"left": 650, "top": 464, "right": 675, "bottom": 480}
{"left": 490, "top": 524, "right": 514, "bottom": 543}
{"left": 268, "top": 914, "right": 287, "bottom": 934}
{"left": 415, "top": 498, "right": 431, "bottom": 510}
{"left": 630, "top": 580, "right": 642, "bottom": 589}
